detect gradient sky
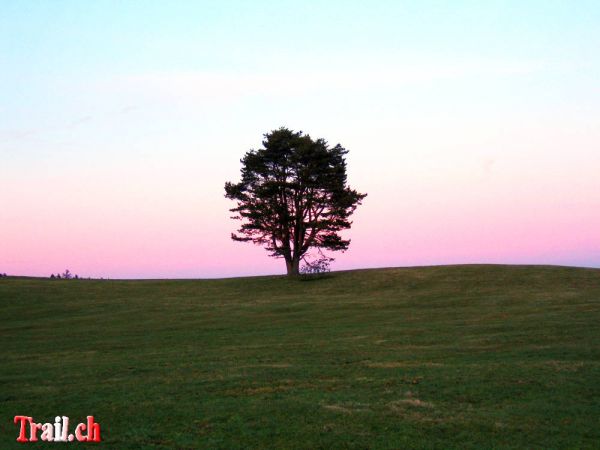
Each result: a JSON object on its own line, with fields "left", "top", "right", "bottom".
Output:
{"left": 1, "top": 0, "right": 599, "bottom": 278}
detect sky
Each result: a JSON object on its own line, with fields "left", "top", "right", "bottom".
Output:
{"left": 1, "top": 0, "right": 599, "bottom": 278}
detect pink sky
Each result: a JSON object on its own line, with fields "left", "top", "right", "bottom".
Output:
{"left": 3, "top": 118, "right": 599, "bottom": 278}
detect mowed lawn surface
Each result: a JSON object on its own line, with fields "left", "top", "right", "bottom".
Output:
{"left": 1, "top": 265, "right": 600, "bottom": 449}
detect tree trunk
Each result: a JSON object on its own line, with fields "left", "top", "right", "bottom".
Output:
{"left": 285, "top": 258, "right": 300, "bottom": 276}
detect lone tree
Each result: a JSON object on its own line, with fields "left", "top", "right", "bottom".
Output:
{"left": 225, "top": 128, "right": 366, "bottom": 276}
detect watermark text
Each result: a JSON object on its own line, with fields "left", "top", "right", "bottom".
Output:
{"left": 14, "top": 416, "right": 101, "bottom": 443}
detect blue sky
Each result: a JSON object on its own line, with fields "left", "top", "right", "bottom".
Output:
{"left": 2, "top": 1, "right": 599, "bottom": 145}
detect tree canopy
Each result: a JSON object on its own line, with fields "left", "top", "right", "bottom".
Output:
{"left": 224, "top": 128, "right": 366, "bottom": 275}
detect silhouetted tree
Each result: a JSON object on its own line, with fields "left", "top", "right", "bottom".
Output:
{"left": 50, "top": 274, "right": 55, "bottom": 279}
{"left": 62, "top": 269, "right": 72, "bottom": 280}
{"left": 225, "top": 128, "right": 366, "bottom": 275}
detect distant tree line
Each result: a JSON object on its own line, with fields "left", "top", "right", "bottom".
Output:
{"left": 0, "top": 273, "right": 8, "bottom": 277}
{"left": 50, "top": 269, "right": 81, "bottom": 279}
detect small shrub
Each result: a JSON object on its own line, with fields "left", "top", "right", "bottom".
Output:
{"left": 299, "top": 257, "right": 333, "bottom": 281}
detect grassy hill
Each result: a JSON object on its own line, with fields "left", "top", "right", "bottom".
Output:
{"left": 1, "top": 265, "right": 600, "bottom": 449}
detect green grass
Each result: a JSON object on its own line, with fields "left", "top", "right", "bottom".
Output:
{"left": 1, "top": 265, "right": 600, "bottom": 449}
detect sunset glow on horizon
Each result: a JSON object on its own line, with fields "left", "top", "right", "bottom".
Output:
{"left": 1, "top": 1, "right": 599, "bottom": 278}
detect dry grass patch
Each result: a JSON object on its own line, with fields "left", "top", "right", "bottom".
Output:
{"left": 544, "top": 360, "right": 586, "bottom": 372}
{"left": 323, "top": 402, "right": 370, "bottom": 414}
{"left": 366, "top": 361, "right": 443, "bottom": 368}
{"left": 388, "top": 391, "right": 434, "bottom": 410}
{"left": 250, "top": 363, "right": 292, "bottom": 368}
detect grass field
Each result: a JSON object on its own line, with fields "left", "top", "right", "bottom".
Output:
{"left": 1, "top": 265, "right": 600, "bottom": 449}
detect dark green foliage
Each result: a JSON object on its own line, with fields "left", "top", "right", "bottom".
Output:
{"left": 225, "top": 128, "right": 366, "bottom": 275}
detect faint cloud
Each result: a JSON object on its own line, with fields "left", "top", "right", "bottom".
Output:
{"left": 482, "top": 157, "right": 496, "bottom": 177}
{"left": 119, "top": 105, "right": 139, "bottom": 114}
{"left": 69, "top": 115, "right": 93, "bottom": 127}
{"left": 0, "top": 129, "right": 38, "bottom": 142}
{"left": 104, "top": 59, "right": 545, "bottom": 101}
